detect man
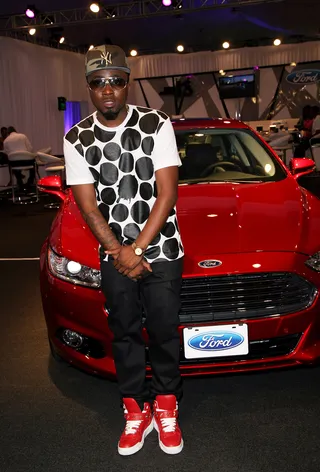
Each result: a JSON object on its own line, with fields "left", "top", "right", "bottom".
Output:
{"left": 63, "top": 45, "right": 184, "bottom": 456}
{"left": 3, "top": 126, "right": 35, "bottom": 189}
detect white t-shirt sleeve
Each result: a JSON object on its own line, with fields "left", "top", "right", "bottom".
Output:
{"left": 64, "top": 138, "right": 95, "bottom": 186}
{"left": 152, "top": 117, "right": 182, "bottom": 172}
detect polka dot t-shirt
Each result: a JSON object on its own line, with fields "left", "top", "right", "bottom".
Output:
{"left": 63, "top": 105, "right": 184, "bottom": 264}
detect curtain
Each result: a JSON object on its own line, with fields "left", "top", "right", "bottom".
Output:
{"left": 64, "top": 102, "right": 81, "bottom": 134}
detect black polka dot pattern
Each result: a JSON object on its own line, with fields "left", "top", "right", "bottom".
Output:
{"left": 112, "top": 204, "right": 129, "bottom": 222}
{"left": 75, "top": 143, "right": 84, "bottom": 156}
{"left": 163, "top": 239, "right": 179, "bottom": 260}
{"left": 94, "top": 126, "right": 116, "bottom": 143}
{"left": 131, "top": 201, "right": 150, "bottom": 224}
{"left": 66, "top": 106, "right": 183, "bottom": 264}
{"left": 119, "top": 153, "right": 134, "bottom": 173}
{"left": 140, "top": 182, "right": 153, "bottom": 200}
{"left": 100, "top": 162, "right": 118, "bottom": 186}
{"left": 136, "top": 157, "right": 153, "bottom": 181}
{"left": 85, "top": 146, "right": 102, "bottom": 166}
{"left": 78, "top": 116, "right": 94, "bottom": 129}
{"left": 103, "top": 142, "right": 121, "bottom": 161}
{"left": 141, "top": 137, "right": 154, "bottom": 155}
{"left": 109, "top": 222, "right": 123, "bottom": 244}
{"left": 98, "top": 202, "right": 109, "bottom": 221}
{"left": 125, "top": 108, "right": 139, "bottom": 127}
{"left": 79, "top": 130, "right": 95, "bottom": 147}
{"left": 65, "top": 127, "right": 78, "bottom": 144}
{"left": 121, "top": 128, "right": 141, "bottom": 151}
{"left": 161, "top": 222, "right": 176, "bottom": 238}
{"left": 101, "top": 187, "right": 116, "bottom": 205}
{"left": 139, "top": 113, "right": 160, "bottom": 135}
{"left": 123, "top": 223, "right": 140, "bottom": 241}
{"left": 118, "top": 175, "right": 138, "bottom": 201}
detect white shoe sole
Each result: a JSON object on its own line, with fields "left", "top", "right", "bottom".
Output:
{"left": 153, "top": 419, "right": 184, "bottom": 455}
{"left": 118, "top": 421, "right": 154, "bottom": 456}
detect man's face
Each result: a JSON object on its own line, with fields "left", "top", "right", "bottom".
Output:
{"left": 1, "top": 128, "right": 7, "bottom": 139}
{"left": 87, "top": 69, "right": 129, "bottom": 121}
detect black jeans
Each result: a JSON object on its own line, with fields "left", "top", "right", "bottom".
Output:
{"left": 100, "top": 257, "right": 183, "bottom": 406}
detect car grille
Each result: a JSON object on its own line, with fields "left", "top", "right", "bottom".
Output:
{"left": 180, "top": 272, "right": 317, "bottom": 323}
{"left": 146, "top": 333, "right": 302, "bottom": 366}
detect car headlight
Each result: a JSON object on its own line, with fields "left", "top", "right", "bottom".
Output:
{"left": 48, "top": 247, "right": 101, "bottom": 288}
{"left": 305, "top": 252, "right": 320, "bottom": 272}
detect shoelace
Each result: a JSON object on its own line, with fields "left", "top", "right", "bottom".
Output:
{"left": 124, "top": 419, "right": 143, "bottom": 435}
{"left": 156, "top": 409, "right": 177, "bottom": 433}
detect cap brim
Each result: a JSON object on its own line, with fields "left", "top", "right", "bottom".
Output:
{"left": 86, "top": 66, "right": 130, "bottom": 77}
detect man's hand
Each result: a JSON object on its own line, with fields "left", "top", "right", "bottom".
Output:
{"left": 127, "top": 260, "right": 153, "bottom": 282}
{"left": 106, "top": 245, "right": 143, "bottom": 275}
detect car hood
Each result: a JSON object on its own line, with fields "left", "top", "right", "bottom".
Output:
{"left": 176, "top": 178, "right": 320, "bottom": 258}
{"left": 52, "top": 178, "right": 320, "bottom": 271}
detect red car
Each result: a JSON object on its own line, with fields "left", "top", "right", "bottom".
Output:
{"left": 39, "top": 118, "right": 320, "bottom": 378}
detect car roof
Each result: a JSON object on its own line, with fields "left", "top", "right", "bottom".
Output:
{"left": 171, "top": 117, "right": 250, "bottom": 130}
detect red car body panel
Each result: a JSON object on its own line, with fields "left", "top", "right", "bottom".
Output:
{"left": 39, "top": 118, "right": 320, "bottom": 378}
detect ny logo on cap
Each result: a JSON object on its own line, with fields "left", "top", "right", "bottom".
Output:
{"left": 101, "top": 51, "right": 112, "bottom": 66}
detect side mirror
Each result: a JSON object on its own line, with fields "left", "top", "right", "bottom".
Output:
{"left": 37, "top": 175, "right": 66, "bottom": 201}
{"left": 289, "top": 158, "right": 316, "bottom": 179}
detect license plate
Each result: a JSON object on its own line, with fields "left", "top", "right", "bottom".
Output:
{"left": 183, "top": 324, "right": 249, "bottom": 359}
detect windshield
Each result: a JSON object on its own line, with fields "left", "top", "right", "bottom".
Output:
{"left": 175, "top": 128, "right": 287, "bottom": 183}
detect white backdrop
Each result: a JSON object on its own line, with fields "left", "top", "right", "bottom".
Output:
{"left": 1, "top": 36, "right": 320, "bottom": 154}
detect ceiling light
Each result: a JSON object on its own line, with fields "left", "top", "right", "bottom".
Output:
{"left": 219, "top": 69, "right": 226, "bottom": 75}
{"left": 273, "top": 38, "right": 281, "bottom": 46}
{"left": 290, "top": 62, "right": 297, "bottom": 66}
{"left": 130, "top": 49, "right": 138, "bottom": 57}
{"left": 59, "top": 36, "right": 65, "bottom": 44}
{"left": 25, "top": 6, "right": 36, "bottom": 18}
{"left": 162, "top": 0, "right": 172, "bottom": 6}
{"left": 88, "top": 45, "right": 94, "bottom": 50}
{"left": 222, "top": 41, "right": 230, "bottom": 49}
{"left": 90, "top": 3, "right": 100, "bottom": 13}
{"left": 177, "top": 44, "right": 184, "bottom": 53}
{"left": 29, "top": 28, "right": 36, "bottom": 35}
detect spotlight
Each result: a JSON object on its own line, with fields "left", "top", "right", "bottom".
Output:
{"left": 219, "top": 70, "right": 226, "bottom": 76}
{"left": 130, "top": 49, "right": 138, "bottom": 57}
{"left": 59, "top": 36, "right": 65, "bottom": 44}
{"left": 25, "top": 6, "right": 36, "bottom": 18}
{"left": 290, "top": 62, "right": 297, "bottom": 66}
{"left": 177, "top": 44, "right": 184, "bottom": 52}
{"left": 29, "top": 28, "right": 36, "bottom": 35}
{"left": 88, "top": 45, "right": 94, "bottom": 50}
{"left": 273, "top": 38, "right": 281, "bottom": 46}
{"left": 222, "top": 41, "right": 230, "bottom": 49}
{"left": 162, "top": 0, "right": 172, "bottom": 6}
{"left": 90, "top": 3, "right": 100, "bottom": 13}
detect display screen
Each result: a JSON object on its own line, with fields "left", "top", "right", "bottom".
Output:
{"left": 218, "top": 74, "right": 256, "bottom": 99}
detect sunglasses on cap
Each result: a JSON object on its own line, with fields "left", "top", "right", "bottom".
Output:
{"left": 88, "top": 77, "right": 128, "bottom": 91}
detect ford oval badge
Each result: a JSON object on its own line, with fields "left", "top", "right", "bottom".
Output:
{"left": 188, "top": 331, "right": 244, "bottom": 351}
{"left": 286, "top": 69, "right": 320, "bottom": 84}
{"left": 198, "top": 259, "right": 222, "bottom": 268}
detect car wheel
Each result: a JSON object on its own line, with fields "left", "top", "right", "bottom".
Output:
{"left": 48, "top": 338, "right": 65, "bottom": 363}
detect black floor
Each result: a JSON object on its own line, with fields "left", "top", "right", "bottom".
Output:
{"left": 1, "top": 196, "right": 320, "bottom": 472}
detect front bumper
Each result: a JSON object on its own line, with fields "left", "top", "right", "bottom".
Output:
{"left": 40, "top": 245, "right": 320, "bottom": 378}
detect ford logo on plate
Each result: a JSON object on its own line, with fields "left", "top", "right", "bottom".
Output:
{"left": 198, "top": 259, "right": 222, "bottom": 268}
{"left": 188, "top": 331, "right": 244, "bottom": 351}
{"left": 286, "top": 69, "right": 320, "bottom": 84}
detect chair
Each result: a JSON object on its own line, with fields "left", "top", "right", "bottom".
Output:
{"left": 36, "top": 152, "right": 65, "bottom": 209}
{"left": 7, "top": 151, "right": 39, "bottom": 204}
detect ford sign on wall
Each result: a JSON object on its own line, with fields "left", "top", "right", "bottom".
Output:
{"left": 286, "top": 69, "right": 320, "bottom": 85}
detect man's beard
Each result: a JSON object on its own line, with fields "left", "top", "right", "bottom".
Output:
{"left": 101, "top": 109, "right": 120, "bottom": 121}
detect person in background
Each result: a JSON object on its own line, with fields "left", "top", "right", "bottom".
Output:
{"left": 312, "top": 106, "right": 320, "bottom": 137}
{"left": 0, "top": 127, "right": 8, "bottom": 165}
{"left": 3, "top": 126, "right": 35, "bottom": 189}
{"left": 63, "top": 44, "right": 184, "bottom": 456}
{"left": 294, "top": 105, "right": 314, "bottom": 157}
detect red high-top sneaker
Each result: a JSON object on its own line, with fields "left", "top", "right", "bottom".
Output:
{"left": 118, "top": 399, "right": 153, "bottom": 456}
{"left": 153, "top": 395, "right": 184, "bottom": 455}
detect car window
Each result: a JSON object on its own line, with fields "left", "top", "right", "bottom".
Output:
{"left": 175, "top": 128, "right": 287, "bottom": 183}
